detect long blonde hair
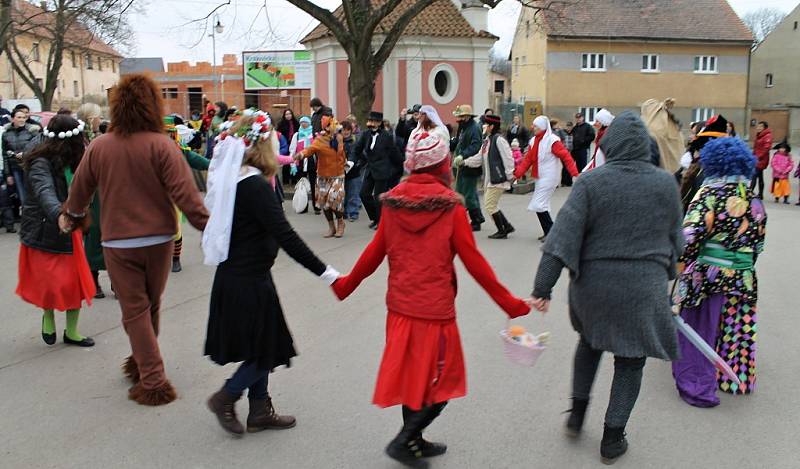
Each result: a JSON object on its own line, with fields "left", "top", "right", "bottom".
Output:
{"left": 229, "top": 115, "right": 278, "bottom": 177}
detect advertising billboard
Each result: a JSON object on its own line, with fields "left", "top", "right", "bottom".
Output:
{"left": 243, "top": 50, "right": 313, "bottom": 90}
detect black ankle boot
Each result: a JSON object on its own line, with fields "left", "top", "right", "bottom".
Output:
{"left": 600, "top": 424, "right": 628, "bottom": 465}
{"left": 488, "top": 212, "right": 507, "bottom": 239}
{"left": 498, "top": 210, "right": 515, "bottom": 235}
{"left": 565, "top": 397, "right": 589, "bottom": 437}
{"left": 386, "top": 407, "right": 431, "bottom": 468}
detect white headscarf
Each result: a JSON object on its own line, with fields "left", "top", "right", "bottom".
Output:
{"left": 201, "top": 136, "right": 260, "bottom": 266}
{"left": 417, "top": 105, "right": 450, "bottom": 141}
{"left": 595, "top": 109, "right": 615, "bottom": 127}
{"left": 533, "top": 115, "right": 560, "bottom": 159}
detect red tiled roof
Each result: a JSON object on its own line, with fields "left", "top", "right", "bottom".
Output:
{"left": 539, "top": 0, "right": 753, "bottom": 43}
{"left": 301, "top": 0, "right": 496, "bottom": 43}
{"left": 11, "top": 1, "right": 123, "bottom": 57}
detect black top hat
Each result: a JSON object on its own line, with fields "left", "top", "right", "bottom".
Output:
{"left": 484, "top": 114, "right": 501, "bottom": 126}
{"left": 367, "top": 111, "right": 384, "bottom": 122}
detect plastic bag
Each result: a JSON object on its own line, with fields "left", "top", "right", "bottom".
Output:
{"left": 293, "top": 177, "right": 310, "bottom": 213}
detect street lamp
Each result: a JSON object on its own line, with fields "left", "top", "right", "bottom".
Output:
{"left": 209, "top": 15, "right": 224, "bottom": 101}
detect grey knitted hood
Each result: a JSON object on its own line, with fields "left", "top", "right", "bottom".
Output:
{"left": 599, "top": 111, "right": 651, "bottom": 163}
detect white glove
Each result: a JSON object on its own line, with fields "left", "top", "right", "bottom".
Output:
{"left": 320, "top": 265, "right": 340, "bottom": 285}
{"left": 345, "top": 161, "right": 355, "bottom": 173}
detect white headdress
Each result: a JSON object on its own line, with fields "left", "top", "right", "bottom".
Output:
{"left": 533, "top": 115, "right": 560, "bottom": 159}
{"left": 43, "top": 120, "right": 85, "bottom": 139}
{"left": 416, "top": 105, "right": 450, "bottom": 141}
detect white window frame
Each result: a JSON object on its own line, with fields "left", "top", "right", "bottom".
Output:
{"left": 641, "top": 54, "right": 659, "bottom": 73}
{"left": 427, "top": 63, "right": 459, "bottom": 105}
{"left": 581, "top": 53, "right": 606, "bottom": 72}
{"left": 578, "top": 107, "right": 601, "bottom": 123}
{"left": 765, "top": 73, "right": 774, "bottom": 88}
{"left": 693, "top": 108, "right": 715, "bottom": 123}
{"left": 693, "top": 55, "right": 718, "bottom": 74}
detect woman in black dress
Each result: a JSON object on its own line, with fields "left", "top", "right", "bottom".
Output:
{"left": 203, "top": 112, "right": 339, "bottom": 436}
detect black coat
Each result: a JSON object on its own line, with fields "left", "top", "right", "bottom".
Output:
{"left": 506, "top": 125, "right": 530, "bottom": 150}
{"left": 2, "top": 123, "right": 41, "bottom": 174}
{"left": 343, "top": 134, "right": 361, "bottom": 180}
{"left": 571, "top": 122, "right": 595, "bottom": 152}
{"left": 20, "top": 157, "right": 73, "bottom": 254}
{"left": 354, "top": 130, "right": 403, "bottom": 181}
{"left": 311, "top": 106, "right": 333, "bottom": 135}
{"left": 205, "top": 176, "right": 326, "bottom": 369}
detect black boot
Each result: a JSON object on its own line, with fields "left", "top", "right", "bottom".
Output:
{"left": 600, "top": 425, "right": 628, "bottom": 465}
{"left": 565, "top": 397, "right": 589, "bottom": 437}
{"left": 386, "top": 407, "right": 430, "bottom": 468}
{"left": 92, "top": 271, "right": 105, "bottom": 299}
{"left": 171, "top": 258, "right": 182, "bottom": 273}
{"left": 412, "top": 402, "right": 448, "bottom": 458}
{"left": 498, "top": 210, "right": 515, "bottom": 235}
{"left": 207, "top": 388, "right": 245, "bottom": 435}
{"left": 468, "top": 209, "right": 483, "bottom": 232}
{"left": 488, "top": 212, "right": 507, "bottom": 239}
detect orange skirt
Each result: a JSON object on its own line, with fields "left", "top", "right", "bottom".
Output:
{"left": 772, "top": 178, "right": 791, "bottom": 197}
{"left": 372, "top": 312, "right": 466, "bottom": 411}
{"left": 16, "top": 231, "right": 95, "bottom": 311}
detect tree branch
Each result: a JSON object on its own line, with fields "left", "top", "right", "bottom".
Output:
{"left": 373, "top": 0, "right": 436, "bottom": 68}
{"left": 284, "top": 0, "right": 351, "bottom": 47}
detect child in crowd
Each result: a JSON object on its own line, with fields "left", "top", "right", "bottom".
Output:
{"left": 771, "top": 142, "right": 793, "bottom": 204}
{"left": 511, "top": 138, "right": 524, "bottom": 169}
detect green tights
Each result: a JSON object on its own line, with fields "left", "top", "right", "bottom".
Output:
{"left": 42, "top": 309, "right": 84, "bottom": 340}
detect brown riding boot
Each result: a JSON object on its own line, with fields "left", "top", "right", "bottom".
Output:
{"left": 323, "top": 219, "right": 336, "bottom": 238}
{"left": 334, "top": 218, "right": 345, "bottom": 238}
{"left": 207, "top": 388, "right": 244, "bottom": 435}
{"left": 246, "top": 397, "right": 296, "bottom": 432}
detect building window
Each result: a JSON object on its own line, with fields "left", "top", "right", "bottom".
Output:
{"left": 641, "top": 54, "right": 659, "bottom": 72}
{"left": 794, "top": 21, "right": 798, "bottom": 30}
{"left": 693, "top": 108, "right": 715, "bottom": 123}
{"left": 494, "top": 80, "right": 505, "bottom": 94}
{"left": 427, "top": 63, "right": 459, "bottom": 104}
{"left": 525, "top": 20, "right": 530, "bottom": 38}
{"left": 112, "top": 60, "right": 116, "bottom": 73}
{"left": 71, "top": 51, "right": 77, "bottom": 67}
{"left": 693, "top": 55, "right": 717, "bottom": 73}
{"left": 35, "top": 78, "right": 43, "bottom": 89}
{"left": 32, "top": 43, "right": 40, "bottom": 62}
{"left": 86, "top": 54, "right": 93, "bottom": 70}
{"left": 98, "top": 58, "right": 102, "bottom": 71}
{"left": 581, "top": 53, "right": 606, "bottom": 72}
{"left": 578, "top": 107, "right": 601, "bottom": 123}
{"left": 765, "top": 73, "right": 774, "bottom": 87}
{"left": 161, "top": 87, "right": 178, "bottom": 99}
{"left": 73, "top": 80, "right": 79, "bottom": 97}
{"left": 514, "top": 57, "right": 519, "bottom": 77}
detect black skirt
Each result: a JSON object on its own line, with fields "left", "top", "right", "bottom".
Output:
{"left": 205, "top": 269, "right": 296, "bottom": 370}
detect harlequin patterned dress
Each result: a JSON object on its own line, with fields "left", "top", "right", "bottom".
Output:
{"left": 672, "top": 176, "right": 766, "bottom": 407}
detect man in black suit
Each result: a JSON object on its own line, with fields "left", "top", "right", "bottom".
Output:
{"left": 354, "top": 111, "right": 403, "bottom": 229}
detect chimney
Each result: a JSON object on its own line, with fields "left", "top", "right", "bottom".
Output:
{"left": 460, "top": 1, "right": 488, "bottom": 33}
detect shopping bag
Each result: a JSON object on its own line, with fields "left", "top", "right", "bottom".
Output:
{"left": 293, "top": 177, "right": 310, "bottom": 213}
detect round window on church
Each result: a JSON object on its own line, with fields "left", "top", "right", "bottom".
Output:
{"left": 428, "top": 63, "right": 459, "bottom": 104}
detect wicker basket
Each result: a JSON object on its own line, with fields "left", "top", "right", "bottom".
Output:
{"left": 500, "top": 324, "right": 546, "bottom": 367}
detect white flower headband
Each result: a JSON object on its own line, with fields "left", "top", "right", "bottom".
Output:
{"left": 43, "top": 120, "right": 85, "bottom": 139}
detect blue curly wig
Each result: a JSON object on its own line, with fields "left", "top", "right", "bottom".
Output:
{"left": 699, "top": 137, "right": 756, "bottom": 179}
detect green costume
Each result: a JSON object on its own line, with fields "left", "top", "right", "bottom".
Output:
{"left": 454, "top": 118, "right": 484, "bottom": 226}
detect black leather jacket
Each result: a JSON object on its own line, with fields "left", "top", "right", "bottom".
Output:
{"left": 2, "top": 123, "right": 41, "bottom": 174}
{"left": 20, "top": 157, "right": 73, "bottom": 253}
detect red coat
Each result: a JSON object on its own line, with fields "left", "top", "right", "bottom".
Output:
{"left": 332, "top": 172, "right": 528, "bottom": 321}
{"left": 514, "top": 135, "right": 578, "bottom": 180}
{"left": 754, "top": 128, "right": 773, "bottom": 170}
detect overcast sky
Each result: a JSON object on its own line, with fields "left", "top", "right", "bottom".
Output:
{"left": 129, "top": 0, "right": 799, "bottom": 64}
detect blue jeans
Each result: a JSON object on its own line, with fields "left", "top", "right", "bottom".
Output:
{"left": 224, "top": 360, "right": 269, "bottom": 399}
{"left": 345, "top": 175, "right": 363, "bottom": 219}
{"left": 10, "top": 168, "right": 25, "bottom": 205}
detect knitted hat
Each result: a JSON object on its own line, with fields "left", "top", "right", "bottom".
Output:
{"left": 595, "top": 109, "right": 615, "bottom": 127}
{"left": 404, "top": 131, "right": 449, "bottom": 172}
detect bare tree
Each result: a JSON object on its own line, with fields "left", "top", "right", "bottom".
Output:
{"left": 283, "top": 0, "right": 570, "bottom": 121}
{"left": 742, "top": 7, "right": 787, "bottom": 44}
{"left": 0, "top": 0, "right": 138, "bottom": 110}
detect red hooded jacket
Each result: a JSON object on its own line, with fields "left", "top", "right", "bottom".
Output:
{"left": 754, "top": 128, "right": 773, "bottom": 170}
{"left": 332, "top": 172, "right": 529, "bottom": 321}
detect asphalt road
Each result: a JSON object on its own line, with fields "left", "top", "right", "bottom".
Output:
{"left": 1, "top": 187, "right": 798, "bottom": 469}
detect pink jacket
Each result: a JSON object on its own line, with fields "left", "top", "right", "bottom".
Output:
{"left": 512, "top": 148, "right": 524, "bottom": 168}
{"left": 771, "top": 152, "right": 794, "bottom": 179}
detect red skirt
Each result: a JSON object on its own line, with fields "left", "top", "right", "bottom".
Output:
{"left": 372, "top": 312, "right": 466, "bottom": 411}
{"left": 16, "top": 231, "right": 95, "bottom": 311}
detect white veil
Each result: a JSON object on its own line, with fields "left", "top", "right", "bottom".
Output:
{"left": 533, "top": 115, "right": 559, "bottom": 159}
{"left": 417, "top": 105, "right": 450, "bottom": 141}
{"left": 201, "top": 136, "right": 247, "bottom": 266}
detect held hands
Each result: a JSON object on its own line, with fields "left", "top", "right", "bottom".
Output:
{"left": 58, "top": 213, "right": 74, "bottom": 234}
{"left": 525, "top": 297, "right": 549, "bottom": 314}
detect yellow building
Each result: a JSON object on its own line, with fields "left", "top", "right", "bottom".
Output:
{"left": 0, "top": 1, "right": 121, "bottom": 111}
{"left": 510, "top": 0, "right": 753, "bottom": 130}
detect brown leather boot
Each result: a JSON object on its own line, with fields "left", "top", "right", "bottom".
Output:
{"left": 323, "top": 220, "right": 336, "bottom": 238}
{"left": 207, "top": 388, "right": 244, "bottom": 435}
{"left": 246, "top": 397, "right": 296, "bottom": 432}
{"left": 334, "top": 218, "right": 345, "bottom": 238}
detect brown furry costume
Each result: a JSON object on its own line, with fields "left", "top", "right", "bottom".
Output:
{"left": 64, "top": 74, "right": 209, "bottom": 405}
